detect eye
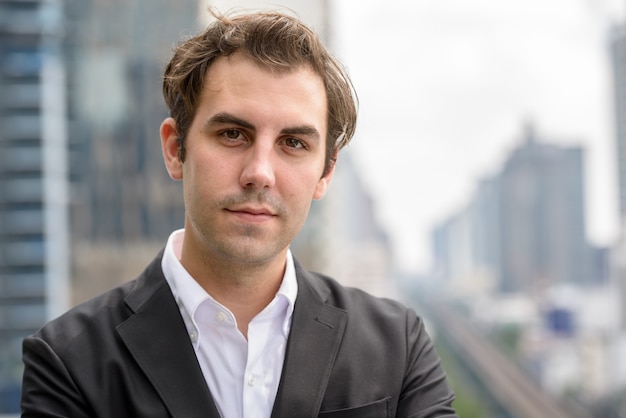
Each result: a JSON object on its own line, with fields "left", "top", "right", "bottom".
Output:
{"left": 283, "top": 137, "right": 306, "bottom": 149}
{"left": 219, "top": 129, "right": 246, "bottom": 143}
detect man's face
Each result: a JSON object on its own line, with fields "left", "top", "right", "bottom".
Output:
{"left": 161, "top": 54, "right": 333, "bottom": 267}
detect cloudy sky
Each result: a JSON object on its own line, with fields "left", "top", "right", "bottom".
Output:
{"left": 331, "top": 0, "right": 624, "bottom": 272}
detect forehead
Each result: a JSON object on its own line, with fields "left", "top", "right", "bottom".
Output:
{"left": 198, "top": 54, "right": 328, "bottom": 127}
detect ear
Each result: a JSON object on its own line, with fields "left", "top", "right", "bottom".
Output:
{"left": 160, "top": 117, "right": 183, "bottom": 180}
{"left": 313, "top": 157, "right": 336, "bottom": 200}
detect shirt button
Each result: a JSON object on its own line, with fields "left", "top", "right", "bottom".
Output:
{"left": 189, "top": 331, "right": 198, "bottom": 342}
{"left": 248, "top": 374, "right": 256, "bottom": 386}
{"left": 216, "top": 311, "right": 227, "bottom": 322}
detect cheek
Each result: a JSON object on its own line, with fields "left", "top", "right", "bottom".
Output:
{"left": 182, "top": 160, "right": 219, "bottom": 203}
{"left": 186, "top": 152, "right": 230, "bottom": 184}
{"left": 285, "top": 175, "right": 323, "bottom": 209}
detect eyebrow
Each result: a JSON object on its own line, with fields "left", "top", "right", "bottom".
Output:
{"left": 204, "top": 112, "right": 254, "bottom": 130}
{"left": 205, "top": 112, "right": 321, "bottom": 141}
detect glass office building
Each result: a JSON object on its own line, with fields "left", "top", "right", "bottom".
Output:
{"left": 612, "top": 24, "right": 626, "bottom": 230}
{"left": 0, "top": 0, "right": 69, "bottom": 413}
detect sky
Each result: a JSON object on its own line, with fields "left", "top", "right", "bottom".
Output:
{"left": 331, "top": 0, "right": 625, "bottom": 273}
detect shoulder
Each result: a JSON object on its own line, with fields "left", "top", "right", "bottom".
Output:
{"left": 31, "top": 251, "right": 167, "bottom": 353}
{"left": 298, "top": 268, "right": 418, "bottom": 331}
{"left": 32, "top": 279, "right": 136, "bottom": 353}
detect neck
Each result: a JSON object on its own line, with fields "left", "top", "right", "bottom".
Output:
{"left": 180, "top": 241, "right": 287, "bottom": 339}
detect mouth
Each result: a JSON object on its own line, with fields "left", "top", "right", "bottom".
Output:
{"left": 227, "top": 205, "right": 275, "bottom": 215}
{"left": 225, "top": 206, "right": 277, "bottom": 222}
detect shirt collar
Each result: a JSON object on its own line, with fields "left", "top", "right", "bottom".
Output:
{"left": 161, "top": 229, "right": 298, "bottom": 337}
{"left": 277, "top": 248, "right": 297, "bottom": 335}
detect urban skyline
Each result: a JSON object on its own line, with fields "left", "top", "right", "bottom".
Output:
{"left": 336, "top": 0, "right": 624, "bottom": 272}
{"left": 432, "top": 123, "right": 594, "bottom": 293}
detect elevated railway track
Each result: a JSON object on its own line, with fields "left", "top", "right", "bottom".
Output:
{"left": 427, "top": 303, "right": 592, "bottom": 418}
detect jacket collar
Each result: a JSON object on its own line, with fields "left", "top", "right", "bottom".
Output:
{"left": 117, "top": 251, "right": 221, "bottom": 417}
{"left": 271, "top": 260, "right": 348, "bottom": 418}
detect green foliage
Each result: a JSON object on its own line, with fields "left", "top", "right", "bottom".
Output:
{"left": 491, "top": 323, "right": 522, "bottom": 358}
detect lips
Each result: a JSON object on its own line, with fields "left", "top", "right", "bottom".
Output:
{"left": 226, "top": 206, "right": 275, "bottom": 216}
{"left": 224, "top": 206, "right": 278, "bottom": 224}
{"left": 219, "top": 192, "right": 286, "bottom": 220}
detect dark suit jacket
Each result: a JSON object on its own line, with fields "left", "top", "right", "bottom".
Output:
{"left": 22, "top": 252, "right": 457, "bottom": 417}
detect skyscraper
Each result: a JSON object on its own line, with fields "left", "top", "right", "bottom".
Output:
{"left": 498, "top": 126, "right": 588, "bottom": 292}
{"left": 432, "top": 125, "right": 589, "bottom": 295}
{"left": 611, "top": 24, "right": 626, "bottom": 233}
{"left": 65, "top": 0, "right": 198, "bottom": 302}
{"left": 610, "top": 23, "right": 626, "bottom": 331}
{"left": 66, "top": 0, "right": 200, "bottom": 243}
{"left": 0, "top": 0, "right": 69, "bottom": 412}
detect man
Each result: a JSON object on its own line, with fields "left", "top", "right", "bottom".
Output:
{"left": 21, "top": 10, "right": 457, "bottom": 418}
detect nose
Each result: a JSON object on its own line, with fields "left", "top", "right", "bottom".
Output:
{"left": 239, "top": 141, "right": 276, "bottom": 190}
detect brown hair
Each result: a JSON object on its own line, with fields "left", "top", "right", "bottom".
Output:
{"left": 162, "top": 9, "right": 358, "bottom": 175}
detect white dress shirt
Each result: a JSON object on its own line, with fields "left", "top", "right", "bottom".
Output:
{"left": 161, "top": 229, "right": 298, "bottom": 418}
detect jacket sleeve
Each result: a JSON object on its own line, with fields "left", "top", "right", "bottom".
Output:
{"left": 21, "top": 335, "right": 93, "bottom": 418}
{"left": 397, "top": 309, "right": 458, "bottom": 418}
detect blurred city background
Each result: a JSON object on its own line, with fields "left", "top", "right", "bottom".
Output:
{"left": 1, "top": 0, "right": 625, "bottom": 416}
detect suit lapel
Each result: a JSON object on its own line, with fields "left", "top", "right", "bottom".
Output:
{"left": 116, "top": 255, "right": 221, "bottom": 418}
{"left": 271, "top": 265, "right": 348, "bottom": 418}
